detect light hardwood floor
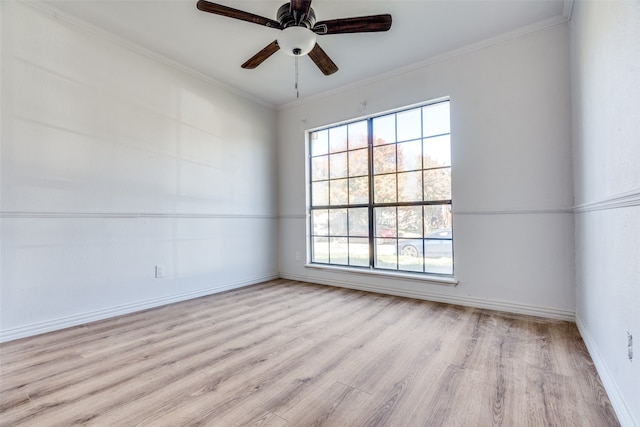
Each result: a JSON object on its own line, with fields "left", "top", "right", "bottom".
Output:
{"left": 0, "top": 279, "right": 619, "bottom": 426}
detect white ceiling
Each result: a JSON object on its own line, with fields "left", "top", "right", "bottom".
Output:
{"left": 42, "top": 0, "right": 570, "bottom": 107}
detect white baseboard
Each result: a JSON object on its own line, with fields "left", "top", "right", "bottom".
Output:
{"left": 280, "top": 272, "right": 575, "bottom": 321}
{"left": 576, "top": 316, "right": 638, "bottom": 427}
{"left": 0, "top": 274, "right": 279, "bottom": 343}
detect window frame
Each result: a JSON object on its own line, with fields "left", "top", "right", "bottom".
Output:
{"left": 306, "top": 98, "right": 454, "bottom": 279}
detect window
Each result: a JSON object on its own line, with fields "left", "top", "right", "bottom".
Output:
{"left": 309, "top": 100, "right": 453, "bottom": 276}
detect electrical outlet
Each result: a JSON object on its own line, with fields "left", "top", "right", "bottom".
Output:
{"left": 155, "top": 265, "right": 165, "bottom": 279}
{"left": 628, "top": 332, "right": 633, "bottom": 362}
{"left": 295, "top": 251, "right": 301, "bottom": 262}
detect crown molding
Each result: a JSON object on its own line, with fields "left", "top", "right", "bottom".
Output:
{"left": 17, "top": 1, "right": 573, "bottom": 112}
{"left": 21, "top": 1, "right": 275, "bottom": 110}
{"left": 278, "top": 13, "right": 570, "bottom": 111}
{"left": 563, "top": 0, "right": 575, "bottom": 21}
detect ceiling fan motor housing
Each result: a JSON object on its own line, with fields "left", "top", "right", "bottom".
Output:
{"left": 277, "top": 3, "right": 316, "bottom": 28}
{"left": 196, "top": 0, "right": 392, "bottom": 76}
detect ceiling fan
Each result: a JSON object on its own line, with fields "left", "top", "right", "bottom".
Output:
{"left": 196, "top": 0, "right": 392, "bottom": 76}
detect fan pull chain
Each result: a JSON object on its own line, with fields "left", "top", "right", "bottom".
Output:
{"left": 295, "top": 54, "right": 299, "bottom": 98}
{"left": 292, "top": 48, "right": 302, "bottom": 98}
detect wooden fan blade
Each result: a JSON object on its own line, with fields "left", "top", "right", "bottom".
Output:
{"left": 197, "top": 0, "right": 283, "bottom": 29}
{"left": 242, "top": 41, "right": 280, "bottom": 69}
{"left": 313, "top": 14, "right": 392, "bottom": 35}
{"left": 290, "top": 0, "right": 312, "bottom": 24}
{"left": 308, "top": 43, "right": 338, "bottom": 76}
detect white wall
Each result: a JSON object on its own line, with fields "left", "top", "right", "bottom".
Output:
{"left": 278, "top": 24, "right": 575, "bottom": 319}
{"left": 0, "top": 2, "right": 278, "bottom": 341}
{"left": 571, "top": 2, "right": 640, "bottom": 425}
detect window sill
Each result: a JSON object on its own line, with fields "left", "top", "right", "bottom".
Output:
{"left": 304, "top": 263, "right": 458, "bottom": 287}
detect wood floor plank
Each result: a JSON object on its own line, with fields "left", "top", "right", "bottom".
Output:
{"left": 2, "top": 285, "right": 347, "bottom": 425}
{"left": 0, "top": 280, "right": 302, "bottom": 375}
{"left": 0, "top": 286, "right": 328, "bottom": 415}
{"left": 136, "top": 292, "right": 396, "bottom": 425}
{"left": 284, "top": 380, "right": 372, "bottom": 427}
{"left": 70, "top": 285, "right": 378, "bottom": 425}
{"left": 260, "top": 298, "right": 420, "bottom": 419}
{"left": 0, "top": 280, "right": 620, "bottom": 426}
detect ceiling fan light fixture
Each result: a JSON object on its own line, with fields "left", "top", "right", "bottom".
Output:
{"left": 277, "top": 26, "right": 317, "bottom": 56}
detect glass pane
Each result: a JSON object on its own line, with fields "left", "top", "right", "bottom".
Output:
{"left": 329, "top": 178, "right": 348, "bottom": 205}
{"left": 424, "top": 239, "right": 453, "bottom": 275}
{"left": 312, "top": 181, "right": 328, "bottom": 206}
{"left": 423, "top": 135, "right": 451, "bottom": 168}
{"left": 373, "top": 145, "right": 396, "bottom": 175}
{"left": 375, "top": 207, "right": 397, "bottom": 238}
{"left": 424, "top": 204, "right": 452, "bottom": 234}
{"left": 349, "top": 177, "right": 369, "bottom": 205}
{"left": 398, "top": 239, "right": 423, "bottom": 272}
{"left": 375, "top": 239, "right": 397, "bottom": 270}
{"left": 329, "top": 209, "right": 348, "bottom": 237}
{"left": 310, "top": 130, "right": 328, "bottom": 156}
{"left": 423, "top": 102, "right": 450, "bottom": 137}
{"left": 398, "top": 171, "right": 422, "bottom": 202}
{"left": 312, "top": 237, "right": 329, "bottom": 263}
{"left": 423, "top": 168, "right": 451, "bottom": 201}
{"left": 374, "top": 174, "right": 397, "bottom": 204}
{"left": 348, "top": 208, "right": 369, "bottom": 237}
{"left": 311, "top": 210, "right": 329, "bottom": 236}
{"left": 348, "top": 148, "right": 368, "bottom": 177}
{"left": 425, "top": 258, "right": 453, "bottom": 275}
{"left": 348, "top": 121, "right": 368, "bottom": 149}
{"left": 329, "top": 237, "right": 348, "bottom": 265}
{"left": 424, "top": 258, "right": 453, "bottom": 275}
{"left": 329, "top": 152, "right": 348, "bottom": 179}
{"left": 329, "top": 125, "right": 348, "bottom": 153}
{"left": 311, "top": 156, "right": 328, "bottom": 181}
{"left": 396, "top": 108, "right": 422, "bottom": 142}
{"left": 349, "top": 237, "right": 369, "bottom": 267}
{"left": 373, "top": 115, "right": 395, "bottom": 145}
{"left": 398, "top": 206, "right": 423, "bottom": 237}
{"left": 397, "top": 140, "right": 422, "bottom": 172}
